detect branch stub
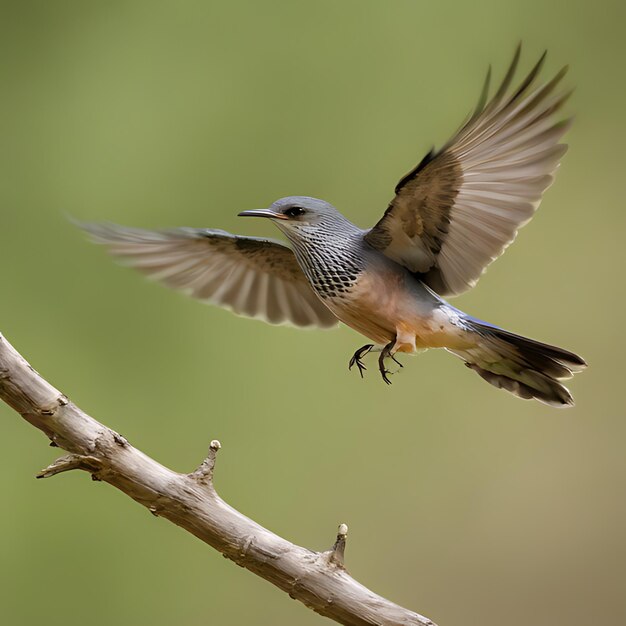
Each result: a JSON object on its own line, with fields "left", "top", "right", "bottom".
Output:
{"left": 328, "top": 522, "right": 348, "bottom": 567}
{"left": 189, "top": 439, "right": 222, "bottom": 485}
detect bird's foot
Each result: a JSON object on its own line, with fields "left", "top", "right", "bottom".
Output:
{"left": 349, "top": 344, "right": 374, "bottom": 378}
{"left": 379, "top": 366, "right": 393, "bottom": 385}
{"left": 378, "top": 339, "right": 400, "bottom": 385}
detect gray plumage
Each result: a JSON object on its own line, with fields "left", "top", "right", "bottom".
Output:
{"left": 77, "top": 46, "right": 586, "bottom": 406}
{"left": 80, "top": 221, "right": 337, "bottom": 328}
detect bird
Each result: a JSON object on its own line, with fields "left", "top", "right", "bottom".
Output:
{"left": 78, "top": 46, "right": 586, "bottom": 406}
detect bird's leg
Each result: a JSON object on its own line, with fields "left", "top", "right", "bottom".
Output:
{"left": 378, "top": 338, "right": 399, "bottom": 385}
{"left": 348, "top": 344, "right": 375, "bottom": 378}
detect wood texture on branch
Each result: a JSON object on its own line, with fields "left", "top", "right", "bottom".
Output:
{"left": 0, "top": 332, "right": 436, "bottom": 626}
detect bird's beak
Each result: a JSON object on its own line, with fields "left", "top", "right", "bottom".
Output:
{"left": 237, "top": 209, "right": 288, "bottom": 220}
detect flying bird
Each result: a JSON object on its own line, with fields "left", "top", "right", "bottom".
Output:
{"left": 78, "top": 46, "right": 586, "bottom": 406}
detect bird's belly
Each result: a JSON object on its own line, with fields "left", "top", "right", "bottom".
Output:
{"left": 326, "top": 296, "right": 395, "bottom": 345}
{"left": 323, "top": 270, "right": 471, "bottom": 352}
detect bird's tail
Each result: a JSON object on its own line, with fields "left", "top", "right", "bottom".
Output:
{"left": 449, "top": 317, "right": 586, "bottom": 407}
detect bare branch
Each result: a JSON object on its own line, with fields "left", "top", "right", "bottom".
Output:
{"left": 0, "top": 332, "right": 436, "bottom": 626}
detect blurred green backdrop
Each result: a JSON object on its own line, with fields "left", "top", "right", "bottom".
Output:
{"left": 1, "top": 1, "right": 625, "bottom": 625}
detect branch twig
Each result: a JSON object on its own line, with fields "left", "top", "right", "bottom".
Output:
{"left": 0, "top": 332, "right": 436, "bottom": 626}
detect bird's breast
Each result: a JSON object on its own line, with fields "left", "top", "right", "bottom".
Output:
{"left": 321, "top": 266, "right": 412, "bottom": 344}
{"left": 323, "top": 265, "right": 470, "bottom": 351}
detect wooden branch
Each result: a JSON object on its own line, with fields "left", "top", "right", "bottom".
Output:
{"left": 0, "top": 332, "right": 436, "bottom": 626}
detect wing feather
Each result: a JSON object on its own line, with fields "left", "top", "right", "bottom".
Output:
{"left": 365, "top": 45, "right": 571, "bottom": 296}
{"left": 78, "top": 222, "right": 338, "bottom": 329}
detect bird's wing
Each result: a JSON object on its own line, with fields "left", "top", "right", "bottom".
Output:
{"left": 364, "top": 46, "right": 571, "bottom": 297}
{"left": 78, "top": 222, "right": 338, "bottom": 328}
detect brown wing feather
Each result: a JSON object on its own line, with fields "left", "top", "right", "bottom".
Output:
{"left": 77, "top": 222, "right": 338, "bottom": 329}
{"left": 365, "top": 45, "right": 571, "bottom": 296}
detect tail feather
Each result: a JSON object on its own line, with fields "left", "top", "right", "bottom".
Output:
{"left": 451, "top": 319, "right": 586, "bottom": 407}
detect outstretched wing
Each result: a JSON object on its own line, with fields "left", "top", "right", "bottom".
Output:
{"left": 365, "top": 45, "right": 571, "bottom": 296}
{"left": 78, "top": 222, "right": 338, "bottom": 328}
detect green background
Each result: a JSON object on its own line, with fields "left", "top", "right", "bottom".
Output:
{"left": 1, "top": 1, "right": 624, "bottom": 625}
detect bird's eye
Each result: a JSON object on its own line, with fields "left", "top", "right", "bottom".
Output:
{"left": 284, "top": 207, "right": 306, "bottom": 218}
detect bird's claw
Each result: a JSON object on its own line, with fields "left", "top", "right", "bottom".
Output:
{"left": 350, "top": 341, "right": 401, "bottom": 384}
{"left": 391, "top": 354, "right": 403, "bottom": 368}
{"left": 380, "top": 369, "right": 393, "bottom": 385}
{"left": 349, "top": 344, "right": 374, "bottom": 378}
{"left": 378, "top": 339, "right": 400, "bottom": 385}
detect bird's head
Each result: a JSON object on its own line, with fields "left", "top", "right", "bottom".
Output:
{"left": 238, "top": 196, "right": 352, "bottom": 243}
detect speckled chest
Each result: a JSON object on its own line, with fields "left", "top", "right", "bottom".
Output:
{"left": 291, "top": 234, "right": 365, "bottom": 301}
